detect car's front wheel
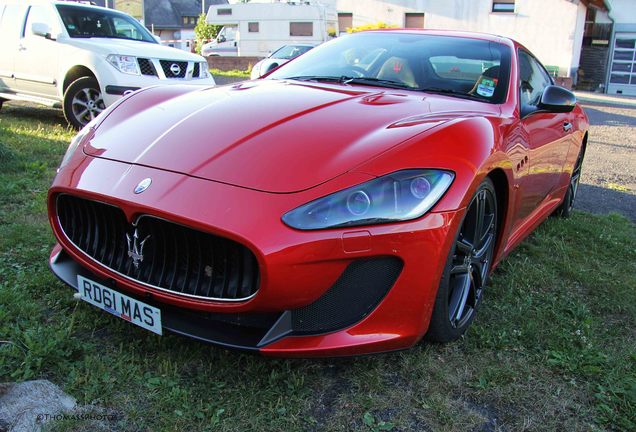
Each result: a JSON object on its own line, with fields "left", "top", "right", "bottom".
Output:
{"left": 426, "top": 178, "right": 498, "bottom": 342}
{"left": 63, "top": 77, "right": 105, "bottom": 130}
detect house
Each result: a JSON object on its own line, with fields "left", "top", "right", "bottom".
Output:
{"left": 97, "top": 0, "right": 229, "bottom": 50}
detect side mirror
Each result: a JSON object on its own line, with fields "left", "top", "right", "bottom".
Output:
{"left": 217, "top": 35, "right": 226, "bottom": 43}
{"left": 153, "top": 34, "right": 162, "bottom": 44}
{"left": 539, "top": 85, "right": 576, "bottom": 113}
{"left": 31, "top": 22, "right": 52, "bottom": 39}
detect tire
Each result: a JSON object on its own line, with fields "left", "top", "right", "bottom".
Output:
{"left": 63, "top": 76, "right": 105, "bottom": 130}
{"left": 426, "top": 178, "right": 498, "bottom": 342}
{"left": 555, "top": 145, "right": 585, "bottom": 218}
{"left": 265, "top": 63, "right": 279, "bottom": 74}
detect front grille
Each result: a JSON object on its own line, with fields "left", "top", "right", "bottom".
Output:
{"left": 193, "top": 62, "right": 200, "bottom": 77}
{"left": 56, "top": 194, "right": 260, "bottom": 301}
{"left": 159, "top": 60, "right": 188, "bottom": 78}
{"left": 138, "top": 58, "right": 157, "bottom": 76}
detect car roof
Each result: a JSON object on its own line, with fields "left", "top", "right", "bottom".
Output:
{"left": 363, "top": 29, "right": 517, "bottom": 49}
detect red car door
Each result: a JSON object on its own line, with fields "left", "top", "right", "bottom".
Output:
{"left": 514, "top": 50, "right": 572, "bottom": 224}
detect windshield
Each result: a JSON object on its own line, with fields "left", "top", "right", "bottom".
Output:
{"left": 267, "top": 32, "right": 511, "bottom": 104}
{"left": 271, "top": 45, "right": 313, "bottom": 60}
{"left": 56, "top": 5, "right": 156, "bottom": 43}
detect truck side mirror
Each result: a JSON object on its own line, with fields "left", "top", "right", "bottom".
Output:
{"left": 31, "top": 22, "right": 53, "bottom": 40}
{"left": 218, "top": 35, "right": 226, "bottom": 43}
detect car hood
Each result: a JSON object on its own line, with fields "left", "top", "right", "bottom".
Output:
{"left": 64, "top": 38, "right": 205, "bottom": 61}
{"left": 85, "top": 80, "right": 498, "bottom": 193}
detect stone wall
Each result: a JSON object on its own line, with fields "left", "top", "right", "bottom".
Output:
{"left": 206, "top": 57, "right": 264, "bottom": 71}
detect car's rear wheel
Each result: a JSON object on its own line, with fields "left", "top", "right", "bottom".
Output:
{"left": 426, "top": 178, "right": 498, "bottom": 342}
{"left": 555, "top": 146, "right": 585, "bottom": 218}
{"left": 63, "top": 77, "right": 105, "bottom": 130}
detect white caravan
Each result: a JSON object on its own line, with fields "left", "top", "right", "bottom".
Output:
{"left": 201, "top": 1, "right": 337, "bottom": 57}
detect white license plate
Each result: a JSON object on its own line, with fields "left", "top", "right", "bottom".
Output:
{"left": 77, "top": 275, "right": 162, "bottom": 335}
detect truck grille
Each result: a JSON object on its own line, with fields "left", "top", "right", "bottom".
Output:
{"left": 55, "top": 194, "right": 260, "bottom": 301}
{"left": 160, "top": 60, "right": 188, "bottom": 78}
{"left": 138, "top": 58, "right": 157, "bottom": 76}
{"left": 193, "top": 62, "right": 200, "bottom": 77}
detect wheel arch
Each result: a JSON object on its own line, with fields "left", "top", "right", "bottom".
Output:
{"left": 486, "top": 168, "right": 509, "bottom": 262}
{"left": 63, "top": 66, "right": 98, "bottom": 95}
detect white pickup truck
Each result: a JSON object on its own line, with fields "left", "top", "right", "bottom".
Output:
{"left": 0, "top": 0, "right": 215, "bottom": 128}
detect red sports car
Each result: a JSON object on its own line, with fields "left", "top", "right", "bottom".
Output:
{"left": 48, "top": 30, "right": 588, "bottom": 357}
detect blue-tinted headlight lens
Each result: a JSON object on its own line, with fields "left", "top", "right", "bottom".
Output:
{"left": 282, "top": 169, "right": 454, "bottom": 230}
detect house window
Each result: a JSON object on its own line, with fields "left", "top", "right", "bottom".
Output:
{"left": 248, "top": 22, "right": 259, "bottom": 33}
{"left": 405, "top": 13, "right": 424, "bottom": 28}
{"left": 338, "top": 12, "right": 352, "bottom": 33}
{"left": 492, "top": 0, "right": 515, "bottom": 13}
{"left": 290, "top": 22, "right": 313, "bottom": 37}
{"left": 183, "top": 16, "right": 196, "bottom": 25}
{"left": 217, "top": 8, "right": 232, "bottom": 15}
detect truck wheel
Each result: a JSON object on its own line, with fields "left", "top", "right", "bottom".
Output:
{"left": 63, "top": 77, "right": 105, "bottom": 130}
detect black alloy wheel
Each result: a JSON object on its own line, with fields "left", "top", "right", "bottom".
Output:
{"left": 556, "top": 146, "right": 585, "bottom": 218}
{"left": 426, "top": 178, "right": 498, "bottom": 342}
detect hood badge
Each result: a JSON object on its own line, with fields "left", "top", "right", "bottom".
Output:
{"left": 126, "top": 228, "right": 150, "bottom": 270}
{"left": 170, "top": 63, "right": 181, "bottom": 76}
{"left": 134, "top": 178, "right": 152, "bottom": 194}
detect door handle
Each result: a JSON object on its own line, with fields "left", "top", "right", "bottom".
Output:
{"left": 563, "top": 122, "right": 573, "bottom": 133}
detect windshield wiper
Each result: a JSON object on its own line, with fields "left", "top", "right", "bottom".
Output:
{"left": 286, "top": 76, "right": 345, "bottom": 83}
{"left": 286, "top": 75, "right": 415, "bottom": 90}
{"left": 419, "top": 87, "right": 488, "bottom": 102}
{"left": 341, "top": 76, "right": 416, "bottom": 90}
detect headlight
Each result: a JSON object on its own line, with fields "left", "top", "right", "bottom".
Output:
{"left": 199, "top": 62, "right": 210, "bottom": 78}
{"left": 106, "top": 54, "right": 140, "bottom": 75}
{"left": 282, "top": 169, "right": 454, "bottom": 230}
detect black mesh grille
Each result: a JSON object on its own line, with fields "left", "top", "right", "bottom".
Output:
{"left": 56, "top": 194, "right": 260, "bottom": 301}
{"left": 292, "top": 257, "right": 403, "bottom": 334}
{"left": 160, "top": 60, "right": 188, "bottom": 78}
{"left": 138, "top": 58, "right": 157, "bottom": 76}
{"left": 193, "top": 62, "right": 200, "bottom": 78}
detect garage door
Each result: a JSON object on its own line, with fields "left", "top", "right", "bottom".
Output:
{"left": 608, "top": 33, "right": 636, "bottom": 96}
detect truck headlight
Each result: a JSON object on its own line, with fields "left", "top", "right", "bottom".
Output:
{"left": 107, "top": 54, "right": 140, "bottom": 75}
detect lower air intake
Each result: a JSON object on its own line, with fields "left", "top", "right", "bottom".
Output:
{"left": 291, "top": 257, "right": 403, "bottom": 334}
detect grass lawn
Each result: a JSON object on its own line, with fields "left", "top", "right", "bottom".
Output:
{"left": 0, "top": 103, "right": 635, "bottom": 432}
{"left": 210, "top": 68, "right": 251, "bottom": 79}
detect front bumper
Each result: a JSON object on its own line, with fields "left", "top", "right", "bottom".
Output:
{"left": 49, "top": 156, "right": 462, "bottom": 356}
{"left": 97, "top": 66, "right": 215, "bottom": 106}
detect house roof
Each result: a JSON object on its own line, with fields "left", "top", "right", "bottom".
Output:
{"left": 145, "top": 0, "right": 228, "bottom": 29}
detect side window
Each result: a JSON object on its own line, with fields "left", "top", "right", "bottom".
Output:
{"left": 518, "top": 50, "right": 551, "bottom": 117}
{"left": 24, "top": 5, "right": 58, "bottom": 39}
{"left": 0, "top": 5, "right": 27, "bottom": 42}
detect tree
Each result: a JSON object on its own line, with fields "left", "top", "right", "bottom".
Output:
{"left": 194, "top": 13, "right": 222, "bottom": 54}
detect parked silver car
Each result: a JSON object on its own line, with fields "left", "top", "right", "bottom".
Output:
{"left": 250, "top": 44, "right": 315, "bottom": 79}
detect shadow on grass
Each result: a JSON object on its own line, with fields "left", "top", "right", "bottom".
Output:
{"left": 0, "top": 102, "right": 69, "bottom": 130}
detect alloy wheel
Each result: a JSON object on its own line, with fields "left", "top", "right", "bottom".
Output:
{"left": 448, "top": 188, "right": 497, "bottom": 328}
{"left": 71, "top": 87, "right": 104, "bottom": 127}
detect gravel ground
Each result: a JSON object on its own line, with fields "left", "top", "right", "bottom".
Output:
{"left": 576, "top": 98, "right": 636, "bottom": 222}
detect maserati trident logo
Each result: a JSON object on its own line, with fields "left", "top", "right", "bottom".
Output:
{"left": 134, "top": 178, "right": 152, "bottom": 194}
{"left": 126, "top": 228, "right": 150, "bottom": 269}
{"left": 170, "top": 63, "right": 181, "bottom": 76}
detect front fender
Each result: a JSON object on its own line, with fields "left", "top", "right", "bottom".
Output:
{"left": 352, "top": 116, "right": 514, "bottom": 212}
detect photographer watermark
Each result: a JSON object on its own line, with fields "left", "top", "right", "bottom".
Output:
{"left": 36, "top": 412, "right": 119, "bottom": 422}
